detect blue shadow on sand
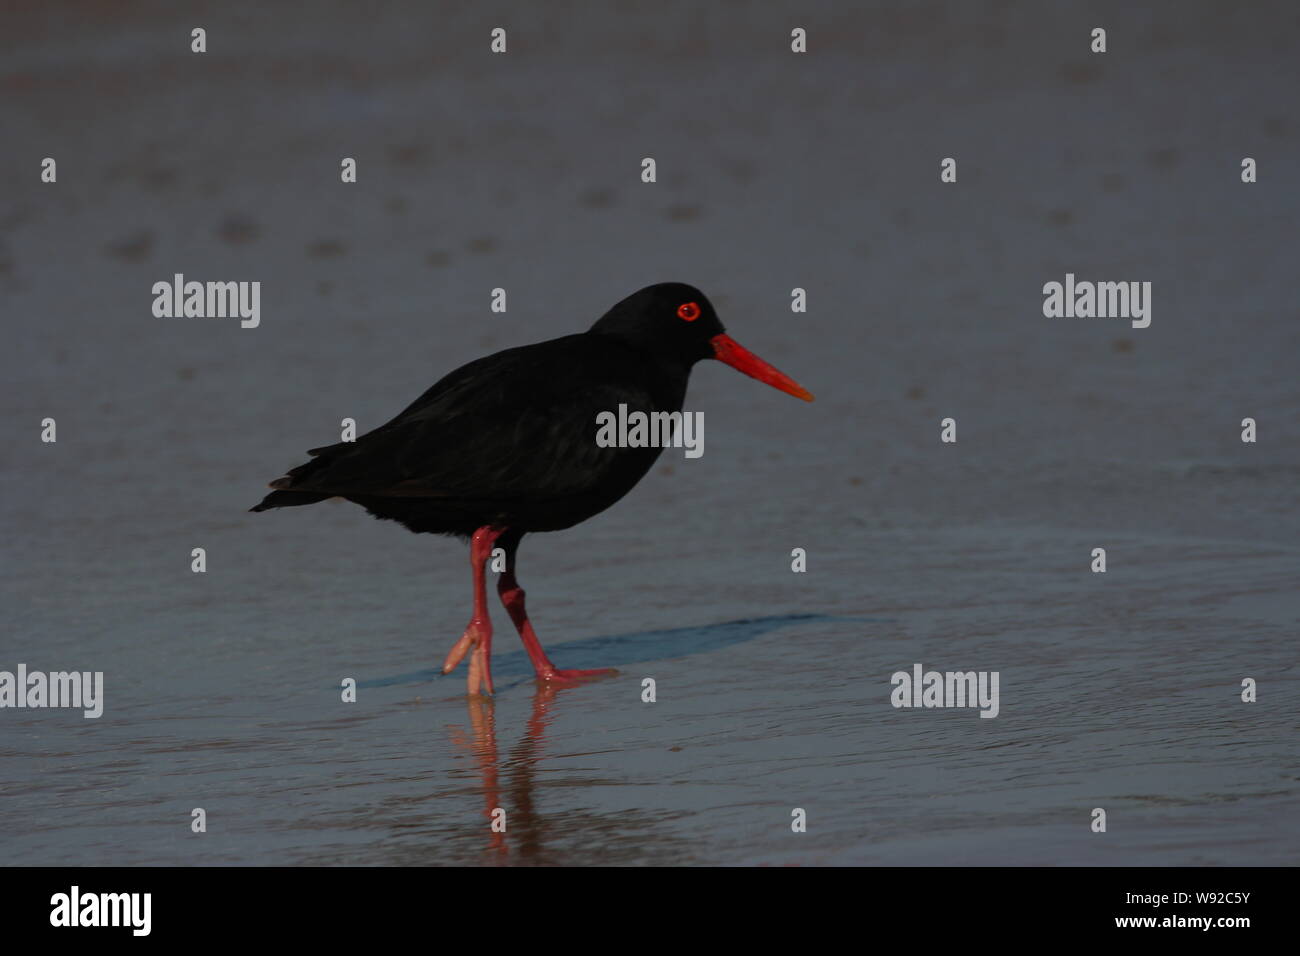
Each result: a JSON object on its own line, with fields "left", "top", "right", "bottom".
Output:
{"left": 357, "top": 613, "right": 894, "bottom": 689}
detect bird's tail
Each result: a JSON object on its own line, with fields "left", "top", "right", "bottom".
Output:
{"left": 249, "top": 489, "right": 331, "bottom": 512}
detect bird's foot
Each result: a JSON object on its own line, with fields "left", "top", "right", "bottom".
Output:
{"left": 536, "top": 666, "right": 618, "bottom": 685}
{"left": 442, "top": 618, "right": 495, "bottom": 696}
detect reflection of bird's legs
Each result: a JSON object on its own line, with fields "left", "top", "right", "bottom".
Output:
{"left": 501, "top": 680, "right": 572, "bottom": 862}
{"left": 495, "top": 530, "right": 618, "bottom": 683}
{"left": 460, "top": 695, "right": 506, "bottom": 856}
{"left": 442, "top": 525, "right": 508, "bottom": 695}
{"left": 446, "top": 680, "right": 578, "bottom": 862}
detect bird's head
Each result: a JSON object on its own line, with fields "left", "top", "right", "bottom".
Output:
{"left": 589, "top": 282, "right": 814, "bottom": 402}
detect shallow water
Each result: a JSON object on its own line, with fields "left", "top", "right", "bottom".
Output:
{"left": 2, "top": 1, "right": 1298, "bottom": 865}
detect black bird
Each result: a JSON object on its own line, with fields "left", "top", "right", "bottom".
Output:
{"left": 251, "top": 283, "right": 813, "bottom": 694}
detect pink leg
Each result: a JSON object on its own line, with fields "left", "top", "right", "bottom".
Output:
{"left": 496, "top": 532, "right": 617, "bottom": 684}
{"left": 441, "top": 526, "right": 507, "bottom": 695}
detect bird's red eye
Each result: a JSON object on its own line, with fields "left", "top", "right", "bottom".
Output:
{"left": 677, "top": 302, "right": 701, "bottom": 321}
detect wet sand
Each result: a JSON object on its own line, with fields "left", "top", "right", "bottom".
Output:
{"left": 2, "top": 1, "right": 1298, "bottom": 865}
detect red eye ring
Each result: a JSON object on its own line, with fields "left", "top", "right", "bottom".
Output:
{"left": 677, "top": 301, "right": 701, "bottom": 321}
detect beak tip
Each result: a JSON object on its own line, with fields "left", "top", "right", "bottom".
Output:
{"left": 712, "top": 332, "right": 811, "bottom": 403}
{"left": 710, "top": 332, "right": 815, "bottom": 404}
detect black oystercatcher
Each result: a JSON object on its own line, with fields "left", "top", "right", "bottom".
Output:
{"left": 251, "top": 283, "right": 813, "bottom": 694}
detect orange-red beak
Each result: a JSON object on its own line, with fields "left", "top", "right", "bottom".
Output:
{"left": 710, "top": 334, "right": 814, "bottom": 402}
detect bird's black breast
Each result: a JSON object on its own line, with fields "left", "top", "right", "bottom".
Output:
{"left": 273, "top": 333, "right": 690, "bottom": 535}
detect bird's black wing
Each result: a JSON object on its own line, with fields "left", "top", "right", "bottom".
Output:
{"left": 266, "top": 335, "right": 669, "bottom": 502}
